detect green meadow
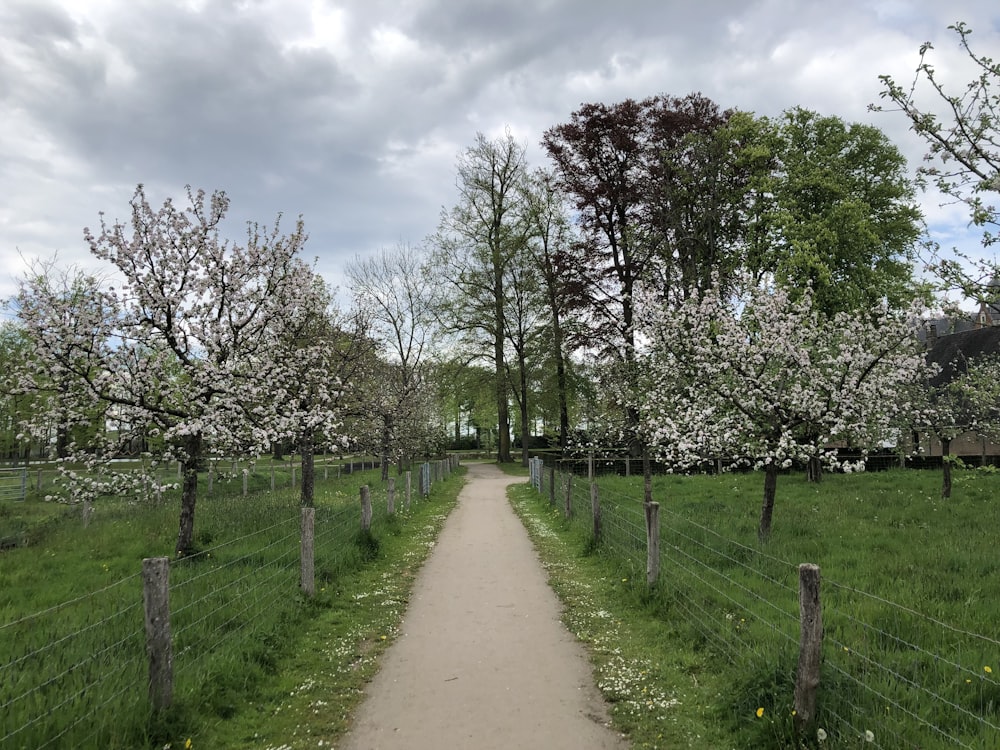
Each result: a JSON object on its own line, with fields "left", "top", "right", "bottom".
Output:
{"left": 511, "top": 465, "right": 1000, "bottom": 749}
{"left": 0, "top": 460, "right": 461, "bottom": 750}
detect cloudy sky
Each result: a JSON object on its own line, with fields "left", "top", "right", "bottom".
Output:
{"left": 2, "top": 0, "right": 998, "bottom": 313}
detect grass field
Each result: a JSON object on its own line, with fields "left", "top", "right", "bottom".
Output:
{"left": 511, "top": 465, "right": 1000, "bottom": 749}
{"left": 0, "top": 459, "right": 462, "bottom": 750}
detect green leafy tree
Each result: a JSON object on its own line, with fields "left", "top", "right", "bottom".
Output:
{"left": 430, "top": 130, "right": 531, "bottom": 463}
{"left": 740, "top": 107, "right": 923, "bottom": 314}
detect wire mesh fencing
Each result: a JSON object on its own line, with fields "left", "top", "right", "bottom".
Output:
{"left": 526, "top": 457, "right": 1000, "bottom": 748}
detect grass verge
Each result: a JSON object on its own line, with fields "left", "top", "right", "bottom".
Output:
{"left": 188, "top": 467, "right": 465, "bottom": 750}
{"left": 508, "top": 482, "right": 738, "bottom": 749}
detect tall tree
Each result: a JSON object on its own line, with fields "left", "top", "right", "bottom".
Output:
{"left": 16, "top": 186, "right": 319, "bottom": 555}
{"left": 522, "top": 169, "right": 580, "bottom": 453}
{"left": 743, "top": 107, "right": 923, "bottom": 314}
{"left": 348, "top": 243, "right": 435, "bottom": 478}
{"left": 542, "top": 93, "right": 737, "bottom": 458}
{"left": 431, "top": 130, "right": 530, "bottom": 463}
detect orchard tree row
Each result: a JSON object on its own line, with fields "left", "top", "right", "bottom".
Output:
{"left": 5, "top": 190, "right": 442, "bottom": 556}
{"left": 3, "top": 22, "right": 997, "bottom": 547}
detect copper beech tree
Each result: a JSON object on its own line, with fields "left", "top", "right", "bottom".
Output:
{"left": 16, "top": 185, "right": 339, "bottom": 555}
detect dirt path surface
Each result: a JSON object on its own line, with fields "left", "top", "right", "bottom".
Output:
{"left": 338, "top": 463, "right": 628, "bottom": 750}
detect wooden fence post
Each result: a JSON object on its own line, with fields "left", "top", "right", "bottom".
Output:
{"left": 794, "top": 563, "right": 822, "bottom": 736}
{"left": 142, "top": 557, "right": 172, "bottom": 710}
{"left": 37, "top": 468, "right": 42, "bottom": 492}
{"left": 291, "top": 465, "right": 296, "bottom": 488}
{"left": 405, "top": 470, "right": 412, "bottom": 510}
{"left": 360, "top": 485, "right": 372, "bottom": 531}
{"left": 591, "top": 482, "right": 601, "bottom": 542}
{"left": 645, "top": 502, "right": 660, "bottom": 587}
{"left": 242, "top": 470, "right": 248, "bottom": 497}
{"left": 208, "top": 466, "right": 214, "bottom": 494}
{"left": 301, "top": 507, "right": 315, "bottom": 597}
{"left": 387, "top": 477, "right": 396, "bottom": 515}
{"left": 82, "top": 498, "right": 93, "bottom": 527}
{"left": 271, "top": 465, "right": 275, "bottom": 491}
{"left": 549, "top": 467, "right": 556, "bottom": 506}
{"left": 564, "top": 473, "right": 573, "bottom": 518}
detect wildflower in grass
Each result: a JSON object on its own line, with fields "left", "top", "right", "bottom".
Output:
{"left": 985, "top": 665, "right": 993, "bottom": 674}
{"left": 185, "top": 740, "right": 192, "bottom": 750}
{"left": 865, "top": 730, "right": 874, "bottom": 742}
{"left": 817, "top": 728, "right": 827, "bottom": 742}
{"left": 756, "top": 707, "right": 764, "bottom": 718}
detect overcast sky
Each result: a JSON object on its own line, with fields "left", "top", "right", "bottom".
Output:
{"left": 2, "top": 0, "right": 998, "bottom": 313}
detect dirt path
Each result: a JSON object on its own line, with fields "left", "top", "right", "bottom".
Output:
{"left": 338, "top": 463, "right": 628, "bottom": 750}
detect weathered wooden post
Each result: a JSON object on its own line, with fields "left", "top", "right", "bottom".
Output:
{"left": 324, "top": 461, "right": 329, "bottom": 480}
{"left": 645, "top": 502, "right": 660, "bottom": 587}
{"left": 300, "top": 507, "right": 315, "bottom": 597}
{"left": 242, "top": 470, "right": 248, "bottom": 497}
{"left": 291, "top": 465, "right": 297, "bottom": 488}
{"left": 405, "top": 470, "right": 412, "bottom": 510}
{"left": 207, "top": 465, "right": 214, "bottom": 494}
{"left": 548, "top": 466, "right": 556, "bottom": 506}
{"left": 142, "top": 557, "right": 173, "bottom": 710}
{"left": 271, "top": 464, "right": 275, "bottom": 491}
{"left": 360, "top": 485, "right": 372, "bottom": 531}
{"left": 37, "top": 468, "right": 43, "bottom": 492}
{"left": 177, "top": 462, "right": 182, "bottom": 481}
{"left": 564, "top": 473, "right": 573, "bottom": 519}
{"left": 387, "top": 477, "right": 396, "bottom": 515}
{"left": 625, "top": 456, "right": 630, "bottom": 476}
{"left": 794, "top": 563, "right": 822, "bottom": 736}
{"left": 82, "top": 498, "right": 93, "bottom": 527}
{"left": 591, "top": 482, "right": 601, "bottom": 543}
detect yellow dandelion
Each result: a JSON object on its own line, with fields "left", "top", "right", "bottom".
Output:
{"left": 756, "top": 707, "right": 764, "bottom": 718}
{"left": 985, "top": 665, "right": 993, "bottom": 674}
{"left": 184, "top": 740, "right": 192, "bottom": 750}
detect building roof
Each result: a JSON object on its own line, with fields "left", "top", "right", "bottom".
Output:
{"left": 926, "top": 325, "right": 1000, "bottom": 387}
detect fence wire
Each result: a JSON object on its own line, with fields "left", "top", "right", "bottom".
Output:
{"left": 531, "top": 459, "right": 1000, "bottom": 748}
{"left": 1, "top": 457, "right": 458, "bottom": 749}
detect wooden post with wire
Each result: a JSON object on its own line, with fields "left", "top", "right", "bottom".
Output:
{"left": 300, "top": 507, "right": 315, "bottom": 597}
{"left": 794, "top": 563, "right": 822, "bottom": 737}
{"left": 645, "top": 502, "right": 660, "bottom": 586}
{"left": 142, "top": 557, "right": 173, "bottom": 710}
{"left": 360, "top": 485, "right": 372, "bottom": 531}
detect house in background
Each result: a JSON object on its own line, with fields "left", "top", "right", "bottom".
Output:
{"left": 917, "top": 299, "right": 1000, "bottom": 463}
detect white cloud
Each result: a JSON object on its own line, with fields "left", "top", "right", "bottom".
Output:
{"left": 1, "top": 0, "right": 999, "bottom": 311}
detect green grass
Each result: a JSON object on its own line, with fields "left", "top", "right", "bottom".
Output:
{"left": 0, "top": 462, "right": 462, "bottom": 750}
{"left": 512, "top": 466, "right": 1000, "bottom": 749}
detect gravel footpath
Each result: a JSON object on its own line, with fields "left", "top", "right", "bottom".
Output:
{"left": 338, "top": 462, "right": 628, "bottom": 750}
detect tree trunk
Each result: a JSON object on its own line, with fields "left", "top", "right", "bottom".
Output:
{"left": 519, "top": 351, "right": 530, "bottom": 468}
{"left": 942, "top": 437, "right": 952, "bottom": 499}
{"left": 300, "top": 426, "right": 315, "bottom": 508}
{"left": 758, "top": 464, "right": 779, "bottom": 543}
{"left": 380, "top": 414, "right": 393, "bottom": 481}
{"left": 175, "top": 432, "right": 203, "bottom": 556}
{"left": 643, "top": 447, "right": 653, "bottom": 506}
{"left": 806, "top": 455, "right": 822, "bottom": 483}
{"left": 546, "top": 282, "right": 570, "bottom": 455}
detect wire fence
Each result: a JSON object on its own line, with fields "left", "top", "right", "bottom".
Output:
{"left": 0, "top": 456, "right": 458, "bottom": 750}
{"left": 530, "top": 457, "right": 1000, "bottom": 748}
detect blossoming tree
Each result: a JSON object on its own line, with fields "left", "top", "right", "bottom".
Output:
{"left": 16, "top": 185, "right": 333, "bottom": 554}
{"left": 637, "top": 281, "right": 931, "bottom": 541}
